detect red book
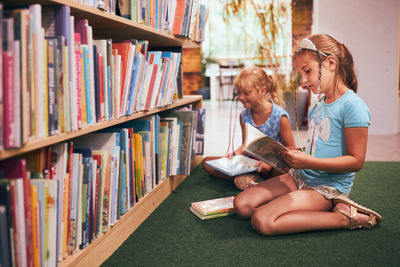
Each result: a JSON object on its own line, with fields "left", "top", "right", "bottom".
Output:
{"left": 98, "top": 53, "right": 105, "bottom": 122}
{"left": 92, "top": 153, "right": 102, "bottom": 236}
{"left": 145, "top": 55, "right": 159, "bottom": 110}
{"left": 3, "top": 51, "right": 17, "bottom": 148}
{"left": 171, "top": 0, "right": 186, "bottom": 35}
{"left": 0, "top": 158, "right": 32, "bottom": 267}
{"left": 112, "top": 42, "right": 131, "bottom": 113}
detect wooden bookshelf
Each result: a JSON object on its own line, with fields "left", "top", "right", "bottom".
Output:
{"left": 0, "top": 1, "right": 204, "bottom": 266}
{"left": 3, "top": 0, "right": 200, "bottom": 47}
{"left": 0, "top": 95, "right": 202, "bottom": 161}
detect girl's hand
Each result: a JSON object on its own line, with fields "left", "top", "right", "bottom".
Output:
{"left": 254, "top": 161, "right": 272, "bottom": 174}
{"left": 280, "top": 149, "right": 313, "bottom": 169}
{"left": 226, "top": 153, "right": 235, "bottom": 159}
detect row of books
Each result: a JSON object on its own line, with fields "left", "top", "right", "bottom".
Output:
{"left": 75, "top": 0, "right": 117, "bottom": 14}
{"left": 119, "top": 0, "right": 208, "bottom": 42}
{"left": 0, "top": 107, "right": 204, "bottom": 267}
{"left": 0, "top": 3, "right": 183, "bottom": 150}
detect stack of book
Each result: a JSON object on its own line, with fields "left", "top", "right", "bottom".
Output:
{"left": 190, "top": 196, "right": 235, "bottom": 220}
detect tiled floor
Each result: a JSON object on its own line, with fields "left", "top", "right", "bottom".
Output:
{"left": 202, "top": 100, "right": 400, "bottom": 161}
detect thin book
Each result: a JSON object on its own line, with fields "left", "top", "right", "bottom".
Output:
{"left": 205, "top": 155, "right": 258, "bottom": 177}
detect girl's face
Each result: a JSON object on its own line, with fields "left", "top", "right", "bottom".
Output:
{"left": 236, "top": 86, "right": 263, "bottom": 108}
{"left": 293, "top": 54, "right": 333, "bottom": 95}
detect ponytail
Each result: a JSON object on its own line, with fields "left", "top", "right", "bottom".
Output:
{"left": 340, "top": 44, "right": 358, "bottom": 92}
{"left": 267, "top": 73, "right": 285, "bottom": 107}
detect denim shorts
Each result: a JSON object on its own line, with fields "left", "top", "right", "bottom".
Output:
{"left": 289, "top": 169, "right": 348, "bottom": 200}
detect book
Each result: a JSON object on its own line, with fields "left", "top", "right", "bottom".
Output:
{"left": 243, "top": 123, "right": 290, "bottom": 173}
{"left": 205, "top": 155, "right": 259, "bottom": 177}
{"left": 189, "top": 206, "right": 235, "bottom": 220}
{"left": 190, "top": 196, "right": 235, "bottom": 219}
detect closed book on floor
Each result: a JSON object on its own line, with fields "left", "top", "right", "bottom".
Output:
{"left": 191, "top": 196, "right": 234, "bottom": 216}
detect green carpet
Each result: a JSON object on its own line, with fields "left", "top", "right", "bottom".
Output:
{"left": 103, "top": 162, "right": 400, "bottom": 267}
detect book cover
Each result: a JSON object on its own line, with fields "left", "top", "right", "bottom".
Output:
{"left": 112, "top": 41, "right": 134, "bottom": 115}
{"left": 205, "top": 155, "right": 259, "bottom": 177}
{"left": 243, "top": 123, "right": 290, "bottom": 173}
{"left": 171, "top": 0, "right": 186, "bottom": 35}
{"left": 0, "top": 159, "right": 31, "bottom": 266}
{"left": 190, "top": 206, "right": 235, "bottom": 220}
{"left": 191, "top": 196, "right": 235, "bottom": 216}
{"left": 11, "top": 8, "right": 30, "bottom": 145}
{"left": 0, "top": 205, "right": 11, "bottom": 267}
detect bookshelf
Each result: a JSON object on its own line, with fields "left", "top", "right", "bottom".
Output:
{"left": 0, "top": 0, "right": 204, "bottom": 266}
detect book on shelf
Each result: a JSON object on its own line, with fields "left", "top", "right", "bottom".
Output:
{"left": 205, "top": 155, "right": 259, "bottom": 177}
{"left": 243, "top": 123, "right": 290, "bottom": 173}
{"left": 190, "top": 196, "right": 235, "bottom": 220}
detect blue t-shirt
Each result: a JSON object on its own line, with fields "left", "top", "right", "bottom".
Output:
{"left": 241, "top": 102, "right": 289, "bottom": 144}
{"left": 296, "top": 90, "right": 371, "bottom": 194}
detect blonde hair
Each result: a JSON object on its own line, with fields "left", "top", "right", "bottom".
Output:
{"left": 234, "top": 66, "right": 284, "bottom": 107}
{"left": 293, "top": 34, "right": 358, "bottom": 93}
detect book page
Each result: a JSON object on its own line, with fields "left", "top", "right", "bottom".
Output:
{"left": 205, "top": 155, "right": 258, "bottom": 176}
{"left": 243, "top": 123, "right": 289, "bottom": 172}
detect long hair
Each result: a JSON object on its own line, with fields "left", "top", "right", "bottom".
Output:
{"left": 293, "top": 34, "right": 358, "bottom": 93}
{"left": 234, "top": 66, "right": 284, "bottom": 106}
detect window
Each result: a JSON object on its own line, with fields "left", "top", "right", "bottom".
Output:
{"left": 202, "top": 0, "right": 292, "bottom": 75}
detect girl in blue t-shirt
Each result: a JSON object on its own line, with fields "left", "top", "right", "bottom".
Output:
{"left": 202, "top": 66, "right": 296, "bottom": 189}
{"left": 234, "top": 34, "right": 382, "bottom": 235}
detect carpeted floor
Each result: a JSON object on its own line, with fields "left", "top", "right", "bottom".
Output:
{"left": 103, "top": 162, "right": 400, "bottom": 267}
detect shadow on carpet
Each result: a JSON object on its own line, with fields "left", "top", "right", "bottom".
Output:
{"left": 103, "top": 162, "right": 400, "bottom": 267}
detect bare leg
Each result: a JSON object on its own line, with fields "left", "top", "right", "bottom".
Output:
{"left": 250, "top": 189, "right": 358, "bottom": 236}
{"left": 202, "top": 156, "right": 234, "bottom": 180}
{"left": 234, "top": 172, "right": 298, "bottom": 218}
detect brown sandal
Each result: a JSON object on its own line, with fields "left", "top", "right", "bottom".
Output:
{"left": 332, "top": 195, "right": 382, "bottom": 229}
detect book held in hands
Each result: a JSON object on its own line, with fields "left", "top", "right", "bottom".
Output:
{"left": 190, "top": 196, "right": 235, "bottom": 220}
{"left": 243, "top": 123, "right": 290, "bottom": 173}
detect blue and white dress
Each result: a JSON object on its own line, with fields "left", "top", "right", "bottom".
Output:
{"left": 241, "top": 101, "right": 289, "bottom": 144}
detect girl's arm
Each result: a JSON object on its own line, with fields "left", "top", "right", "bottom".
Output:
{"left": 280, "top": 115, "right": 296, "bottom": 149}
{"left": 281, "top": 127, "right": 368, "bottom": 172}
{"left": 226, "top": 112, "right": 245, "bottom": 157}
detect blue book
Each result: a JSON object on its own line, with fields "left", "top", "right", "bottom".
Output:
{"left": 126, "top": 43, "right": 142, "bottom": 115}
{"left": 133, "top": 41, "right": 149, "bottom": 113}
{"left": 82, "top": 45, "right": 92, "bottom": 124}
{"left": 158, "top": 52, "right": 173, "bottom": 106}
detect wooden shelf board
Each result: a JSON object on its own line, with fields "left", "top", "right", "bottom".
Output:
{"left": 0, "top": 96, "right": 202, "bottom": 160}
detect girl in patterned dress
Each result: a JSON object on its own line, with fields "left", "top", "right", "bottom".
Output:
{"left": 202, "top": 66, "right": 296, "bottom": 189}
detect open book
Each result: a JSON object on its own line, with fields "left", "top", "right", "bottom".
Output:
{"left": 243, "top": 123, "right": 290, "bottom": 173}
{"left": 205, "top": 155, "right": 259, "bottom": 176}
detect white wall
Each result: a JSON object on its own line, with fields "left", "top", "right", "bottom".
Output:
{"left": 313, "top": 0, "right": 399, "bottom": 134}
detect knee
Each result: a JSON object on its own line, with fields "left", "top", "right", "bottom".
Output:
{"left": 251, "top": 211, "right": 277, "bottom": 236}
{"left": 233, "top": 195, "right": 254, "bottom": 218}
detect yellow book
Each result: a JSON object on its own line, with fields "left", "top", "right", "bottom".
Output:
{"left": 133, "top": 133, "right": 143, "bottom": 200}
{"left": 43, "top": 181, "right": 49, "bottom": 265}
{"left": 31, "top": 185, "right": 39, "bottom": 267}
{"left": 62, "top": 173, "right": 69, "bottom": 258}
